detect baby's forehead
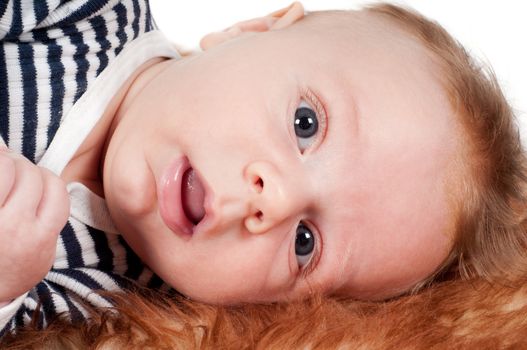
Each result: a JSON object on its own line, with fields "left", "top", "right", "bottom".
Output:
{"left": 273, "top": 11, "right": 442, "bottom": 98}
{"left": 285, "top": 8, "right": 435, "bottom": 67}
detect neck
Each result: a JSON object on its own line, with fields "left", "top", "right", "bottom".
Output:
{"left": 60, "top": 57, "right": 171, "bottom": 197}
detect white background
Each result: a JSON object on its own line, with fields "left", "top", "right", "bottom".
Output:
{"left": 150, "top": 1, "right": 527, "bottom": 137}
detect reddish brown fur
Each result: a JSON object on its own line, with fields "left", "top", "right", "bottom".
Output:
{"left": 3, "top": 3, "right": 527, "bottom": 348}
{"left": 3, "top": 277, "right": 527, "bottom": 349}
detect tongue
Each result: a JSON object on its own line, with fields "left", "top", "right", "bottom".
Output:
{"left": 182, "top": 168, "right": 205, "bottom": 224}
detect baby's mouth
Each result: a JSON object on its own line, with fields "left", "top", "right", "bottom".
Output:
{"left": 181, "top": 167, "right": 206, "bottom": 225}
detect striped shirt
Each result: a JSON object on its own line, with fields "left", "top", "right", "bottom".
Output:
{"left": 0, "top": 0, "right": 179, "bottom": 335}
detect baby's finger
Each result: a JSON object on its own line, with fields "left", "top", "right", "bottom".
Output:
{"left": 5, "top": 157, "right": 44, "bottom": 214}
{"left": 0, "top": 153, "right": 16, "bottom": 206}
{"left": 36, "top": 168, "right": 69, "bottom": 233}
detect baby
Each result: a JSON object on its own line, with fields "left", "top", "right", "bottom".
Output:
{"left": 1, "top": 0, "right": 524, "bottom": 334}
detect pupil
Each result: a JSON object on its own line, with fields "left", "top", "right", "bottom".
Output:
{"left": 295, "top": 224, "right": 314, "bottom": 256}
{"left": 294, "top": 107, "right": 318, "bottom": 138}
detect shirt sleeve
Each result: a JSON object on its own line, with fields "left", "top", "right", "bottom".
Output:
{"left": 0, "top": 268, "right": 129, "bottom": 337}
{"left": 0, "top": 292, "right": 27, "bottom": 336}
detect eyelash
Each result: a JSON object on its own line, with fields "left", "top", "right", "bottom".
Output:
{"left": 297, "top": 220, "right": 323, "bottom": 279}
{"left": 295, "top": 88, "right": 328, "bottom": 154}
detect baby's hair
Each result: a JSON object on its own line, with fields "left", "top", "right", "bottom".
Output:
{"left": 363, "top": 4, "right": 527, "bottom": 286}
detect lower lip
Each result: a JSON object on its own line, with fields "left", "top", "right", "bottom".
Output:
{"left": 157, "top": 156, "right": 194, "bottom": 239}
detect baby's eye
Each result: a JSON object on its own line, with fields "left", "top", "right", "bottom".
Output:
{"left": 294, "top": 100, "right": 319, "bottom": 152}
{"left": 295, "top": 222, "right": 315, "bottom": 267}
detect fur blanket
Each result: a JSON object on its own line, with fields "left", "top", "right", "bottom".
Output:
{"left": 2, "top": 277, "right": 527, "bottom": 349}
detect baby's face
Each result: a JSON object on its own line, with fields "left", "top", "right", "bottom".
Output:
{"left": 103, "top": 12, "right": 459, "bottom": 303}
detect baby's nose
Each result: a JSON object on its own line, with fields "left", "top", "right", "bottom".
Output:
{"left": 243, "top": 161, "right": 306, "bottom": 234}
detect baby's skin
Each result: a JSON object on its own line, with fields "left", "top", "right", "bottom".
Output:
{"left": 0, "top": 3, "right": 460, "bottom": 305}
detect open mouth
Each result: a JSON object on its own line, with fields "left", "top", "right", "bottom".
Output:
{"left": 158, "top": 156, "right": 208, "bottom": 238}
{"left": 181, "top": 167, "right": 206, "bottom": 225}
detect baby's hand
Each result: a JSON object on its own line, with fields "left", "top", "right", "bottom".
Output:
{"left": 0, "top": 146, "right": 69, "bottom": 304}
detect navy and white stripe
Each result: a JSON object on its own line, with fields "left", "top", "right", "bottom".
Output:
{"left": 0, "top": 0, "right": 154, "bottom": 162}
{"left": 0, "top": 0, "right": 170, "bottom": 336}
{"left": 0, "top": 206, "right": 167, "bottom": 336}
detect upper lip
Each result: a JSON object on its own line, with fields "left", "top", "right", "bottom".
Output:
{"left": 193, "top": 192, "right": 215, "bottom": 236}
{"left": 186, "top": 163, "right": 215, "bottom": 236}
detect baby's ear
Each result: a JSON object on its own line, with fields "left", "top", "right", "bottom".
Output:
{"left": 200, "top": 2, "right": 304, "bottom": 50}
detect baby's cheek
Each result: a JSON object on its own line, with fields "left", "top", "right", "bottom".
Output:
{"left": 392, "top": 230, "right": 453, "bottom": 295}
{"left": 165, "top": 239, "right": 285, "bottom": 304}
